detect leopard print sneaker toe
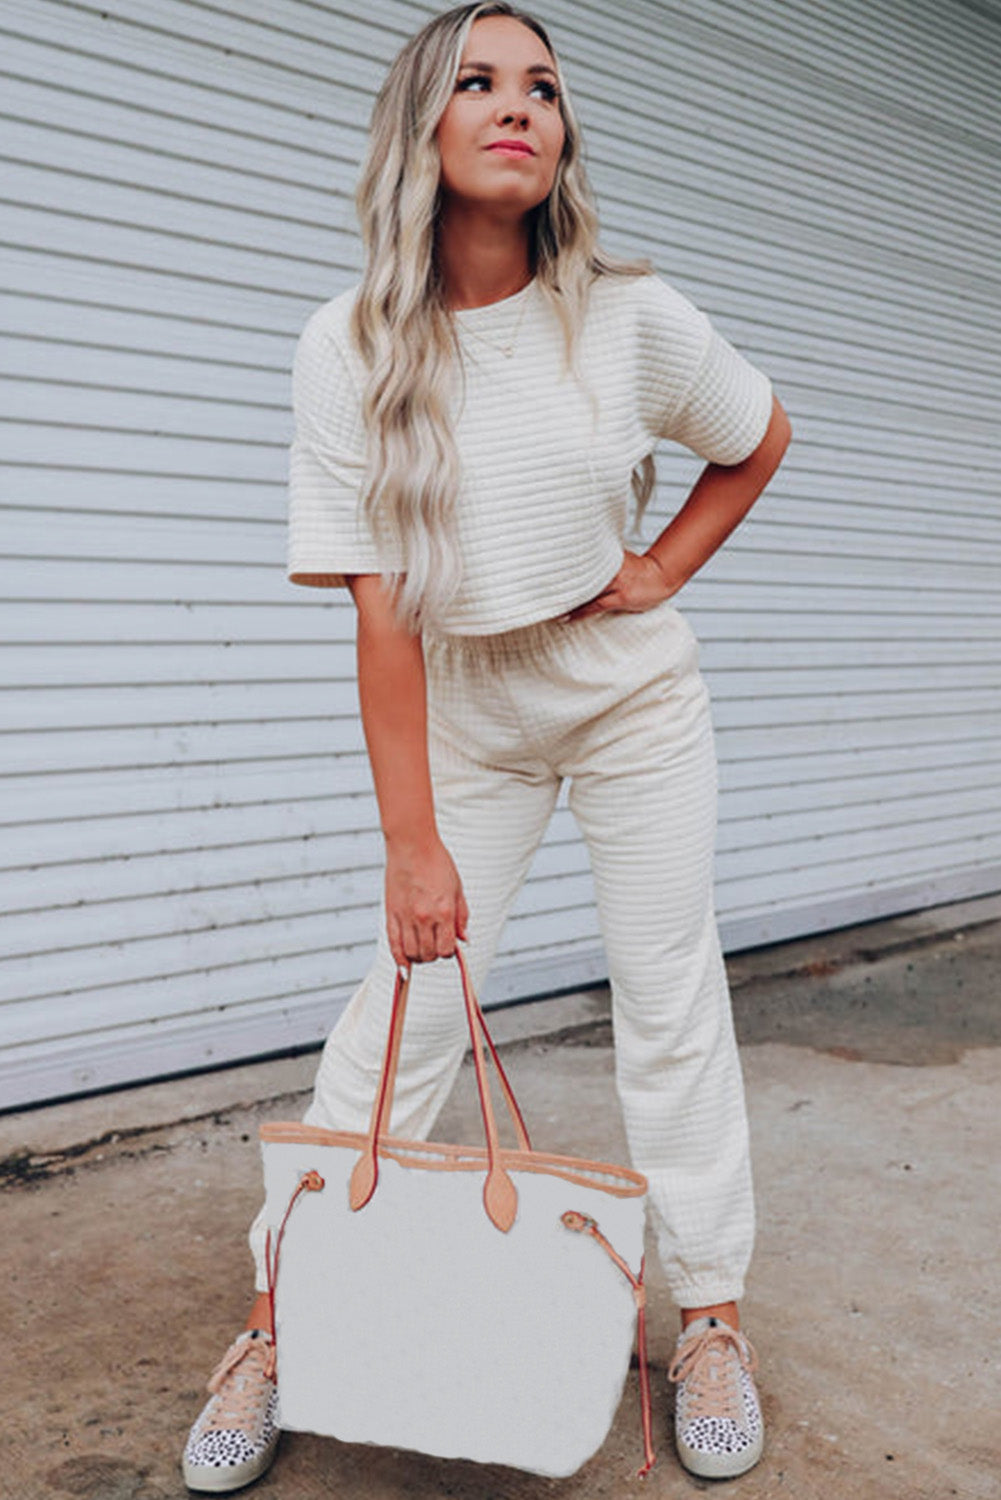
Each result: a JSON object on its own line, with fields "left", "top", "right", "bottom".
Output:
{"left": 182, "top": 1329, "right": 279, "bottom": 1493}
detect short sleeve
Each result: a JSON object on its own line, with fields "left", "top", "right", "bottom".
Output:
{"left": 639, "top": 278, "right": 774, "bottom": 466}
{"left": 286, "top": 304, "right": 404, "bottom": 587}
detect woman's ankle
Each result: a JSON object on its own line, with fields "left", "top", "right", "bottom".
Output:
{"left": 680, "top": 1300, "right": 740, "bottom": 1332}
{"left": 244, "top": 1291, "right": 273, "bottom": 1336}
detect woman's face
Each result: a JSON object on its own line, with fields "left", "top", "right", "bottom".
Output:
{"left": 435, "top": 15, "right": 567, "bottom": 217}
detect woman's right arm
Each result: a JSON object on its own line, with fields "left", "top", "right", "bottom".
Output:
{"left": 346, "top": 574, "right": 468, "bottom": 967}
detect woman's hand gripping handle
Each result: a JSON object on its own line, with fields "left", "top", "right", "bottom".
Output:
{"left": 347, "top": 574, "right": 469, "bottom": 967}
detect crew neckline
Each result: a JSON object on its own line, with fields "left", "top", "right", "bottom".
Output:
{"left": 451, "top": 277, "right": 537, "bottom": 321}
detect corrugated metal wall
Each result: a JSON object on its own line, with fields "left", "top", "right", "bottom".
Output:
{"left": 621, "top": 0, "right": 1001, "bottom": 942}
{"left": 2, "top": 0, "right": 999, "bottom": 1107}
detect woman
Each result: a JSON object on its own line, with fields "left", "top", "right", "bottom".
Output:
{"left": 182, "top": 3, "right": 792, "bottom": 1490}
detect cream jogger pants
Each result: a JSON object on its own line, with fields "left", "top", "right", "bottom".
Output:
{"left": 250, "top": 596, "right": 755, "bottom": 1308}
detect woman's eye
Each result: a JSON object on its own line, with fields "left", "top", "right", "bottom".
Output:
{"left": 455, "top": 73, "right": 560, "bottom": 103}
{"left": 529, "top": 79, "right": 560, "bottom": 103}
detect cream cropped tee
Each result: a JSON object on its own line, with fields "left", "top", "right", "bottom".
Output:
{"left": 287, "top": 273, "right": 773, "bottom": 636}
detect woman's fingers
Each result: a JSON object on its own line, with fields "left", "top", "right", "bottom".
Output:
{"left": 396, "top": 916, "right": 459, "bottom": 963}
{"left": 434, "top": 918, "right": 457, "bottom": 959}
{"left": 384, "top": 839, "right": 467, "bottom": 963}
{"left": 566, "top": 591, "right": 610, "bottom": 619}
{"left": 565, "top": 553, "right": 674, "bottom": 619}
{"left": 390, "top": 906, "right": 460, "bottom": 964}
{"left": 387, "top": 911, "right": 407, "bottom": 969}
{"left": 405, "top": 919, "right": 437, "bottom": 965}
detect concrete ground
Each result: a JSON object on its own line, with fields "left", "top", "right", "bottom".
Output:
{"left": 4, "top": 894, "right": 1001, "bottom": 1500}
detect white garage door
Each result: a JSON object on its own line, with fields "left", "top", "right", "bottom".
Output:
{"left": 2, "top": 0, "right": 999, "bottom": 1105}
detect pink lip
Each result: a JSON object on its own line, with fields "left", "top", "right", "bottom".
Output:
{"left": 486, "top": 140, "right": 535, "bottom": 157}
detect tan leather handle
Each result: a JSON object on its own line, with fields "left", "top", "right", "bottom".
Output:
{"left": 454, "top": 947, "right": 532, "bottom": 1155}
{"left": 348, "top": 948, "right": 531, "bottom": 1231}
{"left": 455, "top": 947, "right": 518, "bottom": 1231}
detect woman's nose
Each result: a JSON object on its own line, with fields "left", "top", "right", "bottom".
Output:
{"left": 496, "top": 101, "right": 530, "bottom": 128}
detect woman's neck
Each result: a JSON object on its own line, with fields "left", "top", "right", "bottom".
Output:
{"left": 436, "top": 203, "right": 534, "bottom": 310}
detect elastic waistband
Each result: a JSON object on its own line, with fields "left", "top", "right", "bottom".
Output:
{"left": 423, "top": 598, "right": 679, "bottom": 672}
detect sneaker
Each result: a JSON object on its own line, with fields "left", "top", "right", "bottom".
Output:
{"left": 667, "top": 1315, "right": 764, "bottom": 1479}
{"left": 182, "top": 1328, "right": 280, "bottom": 1493}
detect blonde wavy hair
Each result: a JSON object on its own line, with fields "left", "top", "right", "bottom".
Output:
{"left": 350, "top": 1, "right": 653, "bottom": 631}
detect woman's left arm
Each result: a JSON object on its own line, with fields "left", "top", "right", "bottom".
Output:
{"left": 568, "top": 394, "right": 792, "bottom": 618}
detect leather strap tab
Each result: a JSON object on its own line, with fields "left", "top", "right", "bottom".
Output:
{"left": 349, "top": 964, "right": 412, "bottom": 1211}
{"left": 483, "top": 1161, "right": 518, "bottom": 1233}
{"left": 347, "top": 1150, "right": 377, "bottom": 1211}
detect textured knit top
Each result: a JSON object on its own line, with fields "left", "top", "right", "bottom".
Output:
{"left": 287, "top": 273, "right": 773, "bottom": 635}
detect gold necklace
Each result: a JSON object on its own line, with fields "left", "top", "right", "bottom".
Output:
{"left": 456, "top": 283, "right": 533, "bottom": 359}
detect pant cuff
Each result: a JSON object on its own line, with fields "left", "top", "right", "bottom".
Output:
{"left": 668, "top": 1279, "right": 746, "bottom": 1311}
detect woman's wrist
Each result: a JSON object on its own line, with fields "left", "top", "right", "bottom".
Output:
{"left": 643, "top": 405, "right": 791, "bottom": 595}
{"left": 384, "top": 821, "right": 441, "bottom": 856}
{"left": 643, "top": 548, "right": 685, "bottom": 599}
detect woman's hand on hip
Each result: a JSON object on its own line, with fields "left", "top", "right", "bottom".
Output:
{"left": 384, "top": 834, "right": 469, "bottom": 967}
{"left": 564, "top": 550, "right": 674, "bottom": 620}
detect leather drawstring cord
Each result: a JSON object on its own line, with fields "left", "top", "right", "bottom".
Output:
{"left": 561, "top": 1211, "right": 655, "bottom": 1477}
{"left": 264, "top": 1169, "right": 326, "bottom": 1379}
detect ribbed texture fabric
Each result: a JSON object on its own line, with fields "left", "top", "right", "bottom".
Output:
{"left": 250, "top": 598, "right": 755, "bottom": 1306}
{"left": 287, "top": 274, "right": 773, "bottom": 635}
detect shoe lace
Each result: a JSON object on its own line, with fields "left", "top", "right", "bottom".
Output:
{"left": 667, "top": 1323, "right": 758, "bottom": 1425}
{"left": 203, "top": 1334, "right": 274, "bottom": 1432}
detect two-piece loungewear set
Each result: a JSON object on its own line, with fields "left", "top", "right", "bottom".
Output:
{"left": 249, "top": 272, "right": 774, "bottom": 1310}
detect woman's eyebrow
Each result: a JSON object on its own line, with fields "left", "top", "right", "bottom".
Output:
{"left": 458, "top": 60, "right": 558, "bottom": 77}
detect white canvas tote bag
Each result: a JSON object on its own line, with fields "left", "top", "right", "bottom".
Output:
{"left": 259, "top": 948, "right": 654, "bottom": 1478}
